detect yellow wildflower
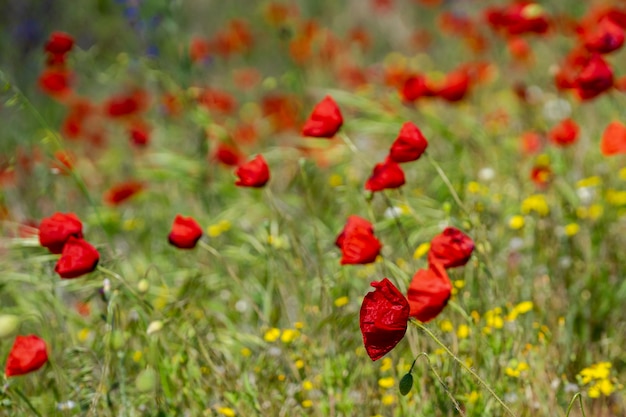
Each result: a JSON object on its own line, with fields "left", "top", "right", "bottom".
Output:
{"left": 508, "top": 215, "right": 525, "bottom": 230}
{"left": 263, "top": 328, "right": 281, "bottom": 342}
{"left": 334, "top": 296, "right": 349, "bottom": 308}
{"left": 378, "top": 377, "right": 395, "bottom": 389}
{"left": 521, "top": 194, "right": 549, "bottom": 216}
{"left": 413, "top": 243, "right": 430, "bottom": 259}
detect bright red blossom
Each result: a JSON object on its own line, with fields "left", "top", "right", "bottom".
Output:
{"left": 549, "top": 118, "right": 579, "bottom": 146}
{"left": 5, "top": 335, "right": 48, "bottom": 377}
{"left": 168, "top": 215, "right": 203, "bottom": 249}
{"left": 574, "top": 54, "right": 613, "bottom": 100}
{"left": 302, "top": 96, "right": 343, "bottom": 138}
{"left": 336, "top": 215, "right": 382, "bottom": 265}
{"left": 428, "top": 227, "right": 475, "bottom": 268}
{"left": 39, "top": 212, "right": 83, "bottom": 254}
{"left": 359, "top": 278, "right": 410, "bottom": 361}
{"left": 365, "top": 158, "right": 405, "bottom": 192}
{"left": 601, "top": 121, "right": 626, "bottom": 156}
{"left": 235, "top": 155, "right": 270, "bottom": 187}
{"left": 407, "top": 263, "right": 452, "bottom": 322}
{"left": 103, "top": 181, "right": 144, "bottom": 205}
{"left": 44, "top": 32, "right": 74, "bottom": 56}
{"left": 582, "top": 17, "right": 625, "bottom": 54}
{"left": 54, "top": 237, "right": 100, "bottom": 279}
{"left": 389, "top": 122, "right": 429, "bottom": 163}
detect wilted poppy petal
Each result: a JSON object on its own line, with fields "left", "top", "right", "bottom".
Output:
{"left": 359, "top": 278, "right": 410, "bottom": 361}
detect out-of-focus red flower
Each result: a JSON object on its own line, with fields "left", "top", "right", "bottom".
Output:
{"left": 601, "top": 121, "right": 626, "bottom": 156}
{"left": 104, "top": 90, "right": 148, "bottom": 118}
{"left": 371, "top": 0, "right": 394, "bottom": 13}
{"left": 389, "top": 122, "right": 429, "bottom": 163}
{"left": 400, "top": 74, "right": 437, "bottom": 102}
{"left": 262, "top": 94, "right": 301, "bottom": 133}
{"left": 54, "top": 237, "right": 100, "bottom": 279}
{"left": 198, "top": 88, "right": 236, "bottom": 115}
{"left": 574, "top": 54, "right": 613, "bottom": 100}
{"left": 507, "top": 37, "right": 533, "bottom": 63}
{"left": 407, "top": 263, "right": 452, "bottom": 322}
{"left": 38, "top": 69, "right": 72, "bottom": 97}
{"left": 302, "top": 96, "right": 343, "bottom": 138}
{"left": 232, "top": 67, "right": 261, "bottom": 91}
{"left": 521, "top": 131, "right": 544, "bottom": 154}
{"left": 168, "top": 215, "right": 203, "bottom": 249}
{"left": 61, "top": 99, "right": 96, "bottom": 140}
{"left": 190, "top": 36, "right": 211, "bottom": 63}
{"left": 39, "top": 212, "right": 83, "bottom": 254}
{"left": 4, "top": 335, "right": 48, "bottom": 377}
{"left": 436, "top": 68, "right": 471, "bottom": 102}
{"left": 129, "top": 121, "right": 151, "bottom": 147}
{"left": 44, "top": 32, "right": 74, "bottom": 56}
{"left": 347, "top": 27, "right": 371, "bottom": 51}
{"left": 365, "top": 158, "right": 405, "bottom": 192}
{"left": 103, "top": 180, "right": 144, "bottom": 205}
{"left": 582, "top": 17, "right": 624, "bottom": 54}
{"left": 232, "top": 123, "right": 258, "bottom": 145}
{"left": 235, "top": 155, "right": 270, "bottom": 187}
{"left": 213, "top": 142, "right": 244, "bottom": 166}
{"left": 359, "top": 278, "right": 409, "bottom": 361}
{"left": 51, "top": 150, "right": 75, "bottom": 175}
{"left": 336, "top": 215, "right": 382, "bottom": 265}
{"left": 530, "top": 164, "right": 553, "bottom": 188}
{"left": 428, "top": 227, "right": 474, "bottom": 268}
{"left": 549, "top": 118, "right": 579, "bottom": 146}
{"left": 485, "top": 2, "right": 550, "bottom": 36}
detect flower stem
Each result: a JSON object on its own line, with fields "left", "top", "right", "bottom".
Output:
{"left": 12, "top": 386, "right": 43, "bottom": 417}
{"left": 425, "top": 152, "right": 470, "bottom": 218}
{"left": 565, "top": 393, "right": 586, "bottom": 417}
{"left": 412, "top": 320, "right": 517, "bottom": 417}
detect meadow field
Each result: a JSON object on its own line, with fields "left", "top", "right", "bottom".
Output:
{"left": 1, "top": 0, "right": 625, "bottom": 416}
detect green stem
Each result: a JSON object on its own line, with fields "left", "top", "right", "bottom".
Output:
{"left": 565, "top": 393, "right": 586, "bottom": 417}
{"left": 413, "top": 321, "right": 517, "bottom": 417}
{"left": 413, "top": 352, "right": 466, "bottom": 416}
{"left": 425, "top": 152, "right": 470, "bottom": 218}
{"left": 12, "top": 387, "right": 43, "bottom": 417}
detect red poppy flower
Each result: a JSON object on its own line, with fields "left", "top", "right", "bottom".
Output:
{"left": 129, "top": 121, "right": 151, "bottom": 147}
{"left": 214, "top": 142, "right": 244, "bottom": 167}
{"left": 530, "top": 164, "right": 553, "bottom": 188}
{"left": 235, "top": 155, "right": 270, "bottom": 187}
{"left": 574, "top": 54, "right": 613, "bottom": 100}
{"left": 436, "top": 68, "right": 471, "bottom": 102}
{"left": 582, "top": 17, "right": 624, "bottom": 54}
{"left": 38, "top": 69, "right": 72, "bottom": 97}
{"left": 485, "top": 2, "right": 550, "bottom": 36}
{"left": 400, "top": 74, "right": 436, "bottom": 102}
{"left": 389, "top": 122, "right": 429, "bottom": 163}
{"left": 521, "top": 131, "right": 544, "bottom": 154}
{"left": 168, "top": 215, "right": 203, "bottom": 249}
{"left": 336, "top": 215, "right": 382, "bottom": 265}
{"left": 44, "top": 32, "right": 74, "bottom": 56}
{"left": 428, "top": 227, "right": 474, "bottom": 268}
{"left": 549, "top": 118, "right": 579, "bottom": 146}
{"left": 54, "top": 237, "right": 100, "bottom": 279}
{"left": 601, "top": 121, "right": 626, "bottom": 156}
{"left": 359, "top": 278, "right": 410, "bottom": 361}
{"left": 4, "top": 335, "right": 48, "bottom": 377}
{"left": 104, "top": 90, "right": 148, "bottom": 118}
{"left": 103, "top": 181, "right": 144, "bottom": 205}
{"left": 198, "top": 88, "right": 236, "bottom": 115}
{"left": 407, "top": 263, "right": 452, "bottom": 322}
{"left": 365, "top": 158, "right": 405, "bottom": 192}
{"left": 302, "top": 95, "right": 343, "bottom": 138}
{"left": 39, "top": 212, "right": 83, "bottom": 254}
